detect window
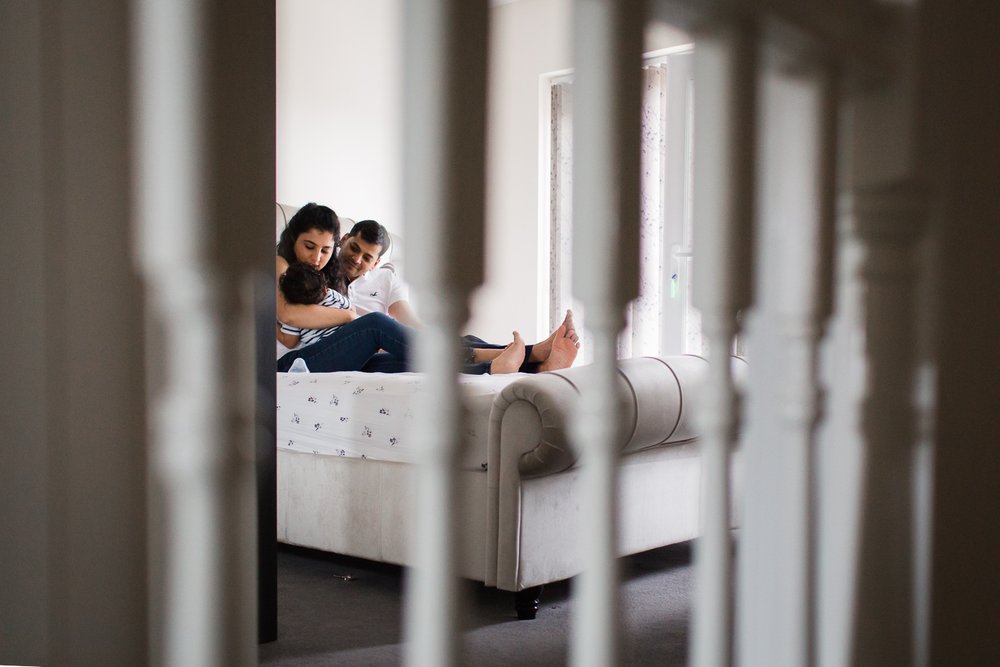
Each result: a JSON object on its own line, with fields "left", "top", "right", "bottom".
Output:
{"left": 543, "top": 46, "right": 702, "bottom": 362}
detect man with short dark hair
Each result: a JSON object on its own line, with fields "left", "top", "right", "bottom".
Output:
{"left": 337, "top": 218, "right": 578, "bottom": 373}
{"left": 337, "top": 219, "right": 422, "bottom": 327}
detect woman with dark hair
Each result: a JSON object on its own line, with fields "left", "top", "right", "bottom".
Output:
{"left": 276, "top": 202, "right": 346, "bottom": 321}
{"left": 275, "top": 204, "right": 526, "bottom": 374}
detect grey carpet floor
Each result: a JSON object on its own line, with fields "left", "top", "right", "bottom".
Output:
{"left": 259, "top": 542, "right": 692, "bottom": 666}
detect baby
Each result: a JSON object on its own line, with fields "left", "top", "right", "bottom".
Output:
{"left": 277, "top": 262, "right": 352, "bottom": 349}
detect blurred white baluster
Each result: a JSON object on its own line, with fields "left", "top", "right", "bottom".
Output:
{"left": 837, "top": 12, "right": 924, "bottom": 663}
{"left": 737, "top": 58, "right": 838, "bottom": 667}
{"left": 569, "top": 0, "right": 644, "bottom": 665}
{"left": 401, "top": 1, "right": 489, "bottom": 666}
{"left": 689, "top": 17, "right": 757, "bottom": 667}
{"left": 849, "top": 181, "right": 926, "bottom": 666}
{"left": 134, "top": 1, "right": 269, "bottom": 664}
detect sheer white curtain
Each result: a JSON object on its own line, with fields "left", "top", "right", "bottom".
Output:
{"left": 547, "top": 49, "right": 698, "bottom": 360}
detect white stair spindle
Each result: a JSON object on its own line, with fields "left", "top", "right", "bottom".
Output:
{"left": 401, "top": 1, "right": 489, "bottom": 666}
{"left": 848, "top": 181, "right": 926, "bottom": 666}
{"left": 689, "top": 17, "right": 758, "bottom": 667}
{"left": 738, "top": 58, "right": 838, "bottom": 667}
{"left": 839, "top": 13, "right": 924, "bottom": 662}
{"left": 134, "top": 1, "right": 270, "bottom": 664}
{"left": 569, "top": 0, "right": 644, "bottom": 665}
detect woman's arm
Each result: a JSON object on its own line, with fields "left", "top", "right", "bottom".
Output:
{"left": 279, "top": 299, "right": 358, "bottom": 328}
{"left": 276, "top": 256, "right": 358, "bottom": 328}
{"left": 276, "top": 323, "right": 300, "bottom": 349}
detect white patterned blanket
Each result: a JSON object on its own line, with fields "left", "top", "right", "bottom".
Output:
{"left": 276, "top": 371, "right": 523, "bottom": 470}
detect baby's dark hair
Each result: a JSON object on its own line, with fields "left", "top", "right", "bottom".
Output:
{"left": 280, "top": 262, "right": 328, "bottom": 305}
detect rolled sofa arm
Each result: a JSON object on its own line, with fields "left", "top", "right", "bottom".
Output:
{"left": 489, "top": 355, "right": 712, "bottom": 480}
{"left": 483, "top": 354, "right": 747, "bottom": 588}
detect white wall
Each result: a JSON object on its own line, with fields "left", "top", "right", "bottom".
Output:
{"left": 276, "top": 0, "right": 689, "bottom": 342}
{"left": 481, "top": 1, "right": 690, "bottom": 342}
{"left": 276, "top": 0, "right": 402, "bottom": 226}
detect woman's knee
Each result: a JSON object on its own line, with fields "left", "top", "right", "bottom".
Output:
{"left": 357, "top": 311, "right": 407, "bottom": 337}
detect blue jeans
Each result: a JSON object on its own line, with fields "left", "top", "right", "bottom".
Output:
{"left": 277, "top": 312, "right": 412, "bottom": 373}
{"left": 357, "top": 335, "right": 504, "bottom": 374}
{"left": 359, "top": 334, "right": 541, "bottom": 374}
{"left": 462, "top": 335, "right": 541, "bottom": 374}
{"left": 277, "top": 315, "right": 540, "bottom": 375}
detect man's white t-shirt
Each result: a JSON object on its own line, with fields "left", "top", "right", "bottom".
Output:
{"left": 347, "top": 266, "right": 409, "bottom": 316}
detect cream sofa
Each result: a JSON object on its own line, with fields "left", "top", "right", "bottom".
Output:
{"left": 277, "top": 354, "right": 744, "bottom": 617}
{"left": 274, "top": 203, "right": 740, "bottom": 617}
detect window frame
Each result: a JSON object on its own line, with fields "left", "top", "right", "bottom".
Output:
{"left": 540, "top": 45, "right": 699, "bottom": 362}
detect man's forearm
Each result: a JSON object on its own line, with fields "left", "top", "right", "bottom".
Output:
{"left": 387, "top": 300, "right": 422, "bottom": 328}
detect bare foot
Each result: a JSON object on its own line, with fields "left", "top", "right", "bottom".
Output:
{"left": 564, "top": 309, "right": 576, "bottom": 338}
{"left": 529, "top": 310, "right": 574, "bottom": 362}
{"left": 490, "top": 331, "right": 526, "bottom": 374}
{"left": 538, "top": 325, "right": 580, "bottom": 372}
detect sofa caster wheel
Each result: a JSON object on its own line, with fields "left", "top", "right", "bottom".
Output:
{"left": 515, "top": 585, "right": 544, "bottom": 620}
